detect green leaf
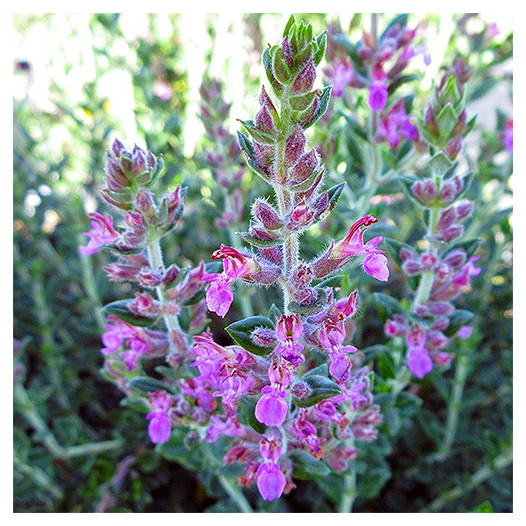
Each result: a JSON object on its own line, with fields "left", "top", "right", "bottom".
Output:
{"left": 120, "top": 395, "right": 152, "bottom": 413}
{"left": 238, "top": 119, "right": 275, "bottom": 145}
{"left": 237, "top": 395, "right": 266, "bottom": 434}
{"left": 237, "top": 232, "right": 280, "bottom": 248}
{"left": 225, "top": 316, "right": 275, "bottom": 356}
{"left": 127, "top": 376, "right": 175, "bottom": 394}
{"left": 263, "top": 47, "right": 284, "bottom": 95}
{"left": 303, "top": 363, "right": 329, "bottom": 378}
{"left": 289, "top": 91, "right": 316, "bottom": 112}
{"left": 270, "top": 45, "right": 292, "bottom": 84}
{"left": 380, "top": 14, "right": 409, "bottom": 42}
{"left": 314, "top": 274, "right": 344, "bottom": 290}
{"left": 102, "top": 299, "right": 157, "bottom": 327}
{"left": 293, "top": 374, "right": 342, "bottom": 407}
{"left": 387, "top": 74, "right": 418, "bottom": 96}
{"left": 314, "top": 31, "right": 327, "bottom": 66}
{"left": 436, "top": 103, "right": 459, "bottom": 139}
{"left": 283, "top": 15, "right": 295, "bottom": 37}
{"left": 473, "top": 501, "right": 494, "bottom": 513}
{"left": 301, "top": 85, "right": 332, "bottom": 130}
{"left": 373, "top": 292, "right": 404, "bottom": 324}
{"left": 445, "top": 309, "right": 475, "bottom": 337}
{"left": 290, "top": 450, "right": 330, "bottom": 479}
{"left": 429, "top": 152, "right": 453, "bottom": 177}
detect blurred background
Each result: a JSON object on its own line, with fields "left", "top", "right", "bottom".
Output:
{"left": 13, "top": 13, "right": 512, "bottom": 513}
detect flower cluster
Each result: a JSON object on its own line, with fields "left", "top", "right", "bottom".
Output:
{"left": 186, "top": 17, "right": 385, "bottom": 501}
{"left": 323, "top": 16, "right": 426, "bottom": 152}
{"left": 384, "top": 71, "right": 479, "bottom": 379}
{"left": 80, "top": 139, "right": 208, "bottom": 381}
{"left": 199, "top": 76, "right": 246, "bottom": 229}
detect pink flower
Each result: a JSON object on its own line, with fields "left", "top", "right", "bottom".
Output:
{"left": 255, "top": 385, "right": 288, "bottom": 426}
{"left": 376, "top": 99, "right": 419, "bottom": 149}
{"left": 153, "top": 80, "right": 172, "bottom": 101}
{"left": 407, "top": 346, "right": 433, "bottom": 379}
{"left": 79, "top": 212, "right": 118, "bottom": 255}
{"left": 331, "top": 215, "right": 389, "bottom": 281}
{"left": 146, "top": 391, "right": 172, "bottom": 444}
{"left": 368, "top": 64, "right": 388, "bottom": 111}
{"left": 256, "top": 462, "right": 286, "bottom": 501}
{"left": 203, "top": 245, "right": 259, "bottom": 317}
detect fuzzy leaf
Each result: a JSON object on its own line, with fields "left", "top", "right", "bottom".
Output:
{"left": 127, "top": 376, "right": 174, "bottom": 395}
{"left": 237, "top": 395, "right": 267, "bottom": 434}
{"left": 373, "top": 292, "right": 404, "bottom": 324}
{"left": 301, "top": 85, "right": 332, "bottom": 130}
{"left": 225, "top": 316, "right": 275, "bottom": 356}
{"left": 103, "top": 299, "right": 157, "bottom": 327}
{"left": 290, "top": 450, "right": 330, "bottom": 479}
{"left": 293, "top": 374, "right": 342, "bottom": 407}
{"left": 445, "top": 309, "right": 475, "bottom": 337}
{"left": 239, "top": 119, "right": 275, "bottom": 145}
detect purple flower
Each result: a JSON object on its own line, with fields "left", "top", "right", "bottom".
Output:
{"left": 407, "top": 346, "right": 433, "bottom": 379}
{"left": 503, "top": 119, "right": 513, "bottom": 153}
{"left": 376, "top": 99, "right": 419, "bottom": 149}
{"left": 369, "top": 82, "right": 388, "bottom": 111}
{"left": 256, "top": 462, "right": 286, "bottom": 501}
{"left": 203, "top": 245, "right": 259, "bottom": 317}
{"left": 255, "top": 385, "right": 288, "bottom": 426}
{"left": 146, "top": 391, "right": 172, "bottom": 444}
{"left": 324, "top": 58, "right": 354, "bottom": 98}
{"left": 457, "top": 325, "right": 473, "bottom": 340}
{"left": 79, "top": 212, "right": 119, "bottom": 255}
{"left": 368, "top": 64, "right": 388, "bottom": 111}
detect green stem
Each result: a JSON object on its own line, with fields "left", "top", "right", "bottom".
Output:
{"left": 414, "top": 207, "right": 440, "bottom": 307}
{"left": 146, "top": 239, "right": 186, "bottom": 350}
{"left": 31, "top": 275, "right": 69, "bottom": 409}
{"left": 339, "top": 461, "right": 357, "bottom": 513}
{"left": 439, "top": 352, "right": 469, "bottom": 457}
{"left": 423, "top": 447, "right": 512, "bottom": 512}
{"left": 218, "top": 474, "right": 254, "bottom": 513}
{"left": 15, "top": 381, "right": 123, "bottom": 459}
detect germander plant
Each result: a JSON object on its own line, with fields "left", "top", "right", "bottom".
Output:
{"left": 78, "top": 14, "right": 503, "bottom": 513}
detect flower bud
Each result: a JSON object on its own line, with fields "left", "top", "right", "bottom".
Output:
{"left": 443, "top": 248, "right": 467, "bottom": 268}
{"left": 402, "top": 259, "right": 424, "bottom": 276}
{"left": 285, "top": 125, "right": 307, "bottom": 166}
{"left": 437, "top": 224, "right": 463, "bottom": 242}
{"left": 252, "top": 199, "right": 282, "bottom": 230}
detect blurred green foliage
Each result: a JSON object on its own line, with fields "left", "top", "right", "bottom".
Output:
{"left": 13, "top": 13, "right": 512, "bottom": 512}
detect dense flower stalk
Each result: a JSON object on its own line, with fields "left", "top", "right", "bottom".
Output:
{"left": 80, "top": 139, "right": 209, "bottom": 439}
{"left": 384, "top": 69, "right": 479, "bottom": 379}
{"left": 194, "top": 16, "right": 385, "bottom": 501}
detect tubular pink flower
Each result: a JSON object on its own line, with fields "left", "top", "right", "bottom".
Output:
{"left": 407, "top": 346, "right": 433, "bottom": 379}
{"left": 256, "top": 462, "right": 286, "bottom": 501}
{"left": 79, "top": 212, "right": 119, "bottom": 255}
{"left": 255, "top": 385, "right": 288, "bottom": 426}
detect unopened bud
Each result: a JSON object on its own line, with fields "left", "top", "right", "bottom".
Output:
{"left": 252, "top": 199, "right": 282, "bottom": 230}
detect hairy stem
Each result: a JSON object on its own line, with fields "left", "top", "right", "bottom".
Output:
{"left": 146, "top": 238, "right": 186, "bottom": 350}
{"left": 414, "top": 206, "right": 440, "bottom": 306}
{"left": 339, "top": 461, "right": 357, "bottom": 513}
{"left": 15, "top": 381, "right": 123, "bottom": 459}
{"left": 439, "top": 352, "right": 469, "bottom": 457}
{"left": 218, "top": 474, "right": 254, "bottom": 513}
